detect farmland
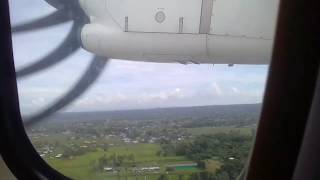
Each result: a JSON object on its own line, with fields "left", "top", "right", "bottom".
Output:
{"left": 27, "top": 104, "right": 259, "bottom": 180}
{"left": 46, "top": 143, "right": 211, "bottom": 180}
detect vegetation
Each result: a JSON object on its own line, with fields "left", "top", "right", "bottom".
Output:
{"left": 158, "top": 132, "right": 253, "bottom": 179}
{"left": 27, "top": 104, "right": 259, "bottom": 180}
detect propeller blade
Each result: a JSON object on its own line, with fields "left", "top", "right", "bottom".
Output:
{"left": 43, "top": 0, "right": 64, "bottom": 9}
{"left": 44, "top": 0, "right": 78, "bottom": 10}
{"left": 12, "top": 9, "right": 71, "bottom": 33}
{"left": 16, "top": 22, "right": 81, "bottom": 78}
{"left": 24, "top": 56, "right": 108, "bottom": 128}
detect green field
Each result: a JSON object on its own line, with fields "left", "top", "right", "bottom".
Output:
{"left": 175, "top": 166, "right": 198, "bottom": 171}
{"left": 39, "top": 127, "right": 252, "bottom": 180}
{"left": 45, "top": 143, "right": 220, "bottom": 180}
{"left": 28, "top": 104, "right": 258, "bottom": 179}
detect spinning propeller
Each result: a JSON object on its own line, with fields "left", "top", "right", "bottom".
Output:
{"left": 12, "top": 0, "right": 108, "bottom": 127}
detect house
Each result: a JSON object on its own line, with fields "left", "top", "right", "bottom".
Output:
{"left": 103, "top": 167, "right": 113, "bottom": 172}
{"left": 136, "top": 167, "right": 161, "bottom": 172}
{"left": 55, "top": 154, "right": 63, "bottom": 158}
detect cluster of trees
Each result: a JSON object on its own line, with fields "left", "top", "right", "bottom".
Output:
{"left": 157, "top": 174, "right": 169, "bottom": 180}
{"left": 160, "top": 132, "right": 253, "bottom": 179}
{"left": 157, "top": 172, "right": 232, "bottom": 180}
{"left": 61, "top": 145, "right": 97, "bottom": 158}
{"left": 186, "top": 133, "right": 252, "bottom": 161}
{"left": 182, "top": 118, "right": 257, "bottom": 128}
{"left": 93, "top": 153, "right": 136, "bottom": 172}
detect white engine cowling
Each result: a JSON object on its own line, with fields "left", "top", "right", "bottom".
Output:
{"left": 79, "top": 0, "right": 279, "bottom": 64}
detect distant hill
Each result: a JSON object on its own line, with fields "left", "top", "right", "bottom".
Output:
{"left": 45, "top": 104, "right": 262, "bottom": 124}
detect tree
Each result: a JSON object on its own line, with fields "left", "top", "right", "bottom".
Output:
{"left": 156, "top": 150, "right": 162, "bottom": 156}
{"left": 189, "top": 172, "right": 215, "bottom": 180}
{"left": 212, "top": 172, "right": 230, "bottom": 180}
{"left": 158, "top": 174, "right": 169, "bottom": 180}
{"left": 197, "top": 160, "right": 206, "bottom": 169}
{"left": 165, "top": 166, "right": 175, "bottom": 172}
{"left": 98, "top": 155, "right": 108, "bottom": 171}
{"left": 214, "top": 159, "right": 242, "bottom": 180}
{"left": 128, "top": 153, "right": 135, "bottom": 162}
{"left": 178, "top": 174, "right": 184, "bottom": 180}
{"left": 159, "top": 133, "right": 253, "bottom": 180}
{"left": 102, "top": 144, "right": 109, "bottom": 151}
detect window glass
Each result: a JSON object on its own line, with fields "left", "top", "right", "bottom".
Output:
{"left": 9, "top": 0, "right": 278, "bottom": 179}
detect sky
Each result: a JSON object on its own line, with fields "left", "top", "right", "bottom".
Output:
{"left": 9, "top": 0, "right": 269, "bottom": 115}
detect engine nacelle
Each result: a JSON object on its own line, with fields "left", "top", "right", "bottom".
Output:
{"left": 80, "top": 0, "right": 279, "bottom": 64}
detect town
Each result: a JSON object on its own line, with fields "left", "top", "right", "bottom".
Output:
{"left": 27, "top": 104, "right": 260, "bottom": 180}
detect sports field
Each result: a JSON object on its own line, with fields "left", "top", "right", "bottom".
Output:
{"left": 46, "top": 143, "right": 220, "bottom": 180}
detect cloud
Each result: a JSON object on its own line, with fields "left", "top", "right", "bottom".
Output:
{"left": 11, "top": 1, "right": 269, "bottom": 114}
{"left": 138, "top": 88, "right": 184, "bottom": 103}
{"left": 231, "top": 87, "right": 239, "bottom": 94}
{"left": 17, "top": 61, "right": 268, "bottom": 113}
{"left": 211, "top": 82, "right": 222, "bottom": 96}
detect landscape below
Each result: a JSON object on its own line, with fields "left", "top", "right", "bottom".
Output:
{"left": 27, "top": 104, "right": 260, "bottom": 180}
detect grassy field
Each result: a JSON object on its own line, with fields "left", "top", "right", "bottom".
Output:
{"left": 39, "top": 127, "right": 248, "bottom": 180}
{"left": 46, "top": 143, "right": 220, "bottom": 180}
{"left": 205, "top": 160, "right": 222, "bottom": 174}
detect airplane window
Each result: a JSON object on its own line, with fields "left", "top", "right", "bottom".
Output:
{"left": 8, "top": 0, "right": 278, "bottom": 179}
